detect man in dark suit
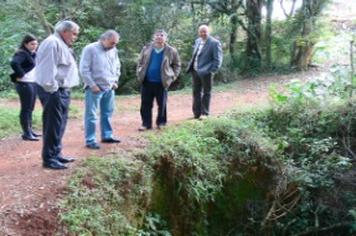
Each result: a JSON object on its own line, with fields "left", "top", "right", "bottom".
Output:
{"left": 187, "top": 24, "right": 223, "bottom": 119}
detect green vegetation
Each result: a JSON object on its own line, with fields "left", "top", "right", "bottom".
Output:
{"left": 68, "top": 104, "right": 82, "bottom": 119}
{"left": 0, "top": 0, "right": 353, "bottom": 234}
{"left": 0, "top": 90, "right": 19, "bottom": 100}
{"left": 60, "top": 157, "right": 152, "bottom": 235}
{"left": 0, "top": 103, "right": 81, "bottom": 137}
{"left": 0, "top": 106, "right": 41, "bottom": 138}
{"left": 0, "top": 0, "right": 336, "bottom": 93}
{"left": 60, "top": 67, "right": 356, "bottom": 235}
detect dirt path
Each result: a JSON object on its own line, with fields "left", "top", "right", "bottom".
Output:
{"left": 0, "top": 72, "right": 316, "bottom": 236}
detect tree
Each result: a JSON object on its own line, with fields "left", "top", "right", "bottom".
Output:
{"left": 245, "top": 0, "right": 263, "bottom": 70}
{"left": 206, "top": 0, "right": 243, "bottom": 65}
{"left": 290, "top": 0, "right": 330, "bottom": 70}
{"left": 265, "top": 0, "right": 274, "bottom": 68}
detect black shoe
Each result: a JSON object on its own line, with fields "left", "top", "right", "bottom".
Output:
{"left": 57, "top": 156, "right": 75, "bottom": 163}
{"left": 43, "top": 160, "right": 67, "bottom": 170}
{"left": 22, "top": 134, "right": 39, "bottom": 141}
{"left": 86, "top": 143, "right": 101, "bottom": 149}
{"left": 31, "top": 131, "right": 42, "bottom": 137}
{"left": 102, "top": 137, "right": 121, "bottom": 143}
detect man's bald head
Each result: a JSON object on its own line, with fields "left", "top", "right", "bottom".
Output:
{"left": 198, "top": 24, "right": 210, "bottom": 40}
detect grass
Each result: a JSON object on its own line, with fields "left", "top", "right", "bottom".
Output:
{"left": 68, "top": 104, "right": 82, "bottom": 119}
{"left": 0, "top": 103, "right": 81, "bottom": 138}
{"left": 0, "top": 90, "right": 18, "bottom": 100}
{"left": 0, "top": 106, "right": 41, "bottom": 138}
{"left": 59, "top": 156, "right": 151, "bottom": 235}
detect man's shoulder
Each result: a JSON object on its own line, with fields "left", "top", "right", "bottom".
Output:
{"left": 84, "top": 42, "right": 99, "bottom": 50}
{"left": 142, "top": 43, "right": 153, "bottom": 50}
{"left": 41, "top": 35, "right": 60, "bottom": 46}
{"left": 37, "top": 35, "right": 61, "bottom": 54}
{"left": 165, "top": 44, "right": 177, "bottom": 52}
{"left": 208, "top": 36, "right": 220, "bottom": 44}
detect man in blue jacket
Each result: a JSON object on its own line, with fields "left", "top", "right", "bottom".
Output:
{"left": 187, "top": 25, "right": 223, "bottom": 119}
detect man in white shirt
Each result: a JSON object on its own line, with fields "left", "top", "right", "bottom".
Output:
{"left": 79, "top": 30, "right": 121, "bottom": 149}
{"left": 35, "top": 20, "right": 80, "bottom": 170}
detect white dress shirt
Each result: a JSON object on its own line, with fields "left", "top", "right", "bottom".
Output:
{"left": 35, "top": 33, "right": 79, "bottom": 93}
{"left": 193, "top": 39, "right": 206, "bottom": 71}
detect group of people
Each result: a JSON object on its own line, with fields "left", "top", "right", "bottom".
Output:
{"left": 10, "top": 20, "right": 223, "bottom": 170}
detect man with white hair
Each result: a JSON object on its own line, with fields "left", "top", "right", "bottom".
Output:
{"left": 36, "top": 20, "right": 80, "bottom": 169}
{"left": 187, "top": 24, "right": 223, "bottom": 119}
{"left": 80, "top": 30, "right": 121, "bottom": 149}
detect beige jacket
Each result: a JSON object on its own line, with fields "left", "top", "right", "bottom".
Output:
{"left": 137, "top": 43, "right": 181, "bottom": 88}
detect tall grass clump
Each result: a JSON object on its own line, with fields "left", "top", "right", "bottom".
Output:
{"left": 0, "top": 106, "right": 41, "bottom": 138}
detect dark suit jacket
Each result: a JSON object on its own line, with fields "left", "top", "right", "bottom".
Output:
{"left": 186, "top": 36, "right": 223, "bottom": 77}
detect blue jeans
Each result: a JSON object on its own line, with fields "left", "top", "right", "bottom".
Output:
{"left": 84, "top": 88, "right": 115, "bottom": 145}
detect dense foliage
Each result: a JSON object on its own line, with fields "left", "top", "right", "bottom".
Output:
{"left": 60, "top": 68, "right": 356, "bottom": 235}
{"left": 0, "top": 0, "right": 332, "bottom": 93}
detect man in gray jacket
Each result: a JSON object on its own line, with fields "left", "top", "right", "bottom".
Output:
{"left": 36, "top": 20, "right": 80, "bottom": 170}
{"left": 187, "top": 25, "right": 223, "bottom": 119}
{"left": 137, "top": 29, "right": 181, "bottom": 131}
{"left": 80, "top": 30, "right": 121, "bottom": 149}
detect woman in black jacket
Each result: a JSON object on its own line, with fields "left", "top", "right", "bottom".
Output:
{"left": 10, "top": 34, "right": 40, "bottom": 141}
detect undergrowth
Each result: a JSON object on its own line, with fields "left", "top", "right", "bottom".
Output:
{"left": 0, "top": 106, "right": 41, "bottom": 138}
{"left": 60, "top": 67, "right": 356, "bottom": 235}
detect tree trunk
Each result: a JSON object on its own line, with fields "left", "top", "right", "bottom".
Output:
{"left": 245, "top": 0, "right": 263, "bottom": 69}
{"left": 265, "top": 0, "right": 274, "bottom": 68}
{"left": 290, "top": 26, "right": 314, "bottom": 70}
{"left": 29, "top": 0, "right": 53, "bottom": 35}
{"left": 229, "top": 14, "right": 238, "bottom": 65}
{"left": 290, "top": 0, "right": 329, "bottom": 70}
{"left": 191, "top": 1, "right": 197, "bottom": 28}
{"left": 290, "top": 1, "right": 314, "bottom": 70}
{"left": 54, "top": 0, "right": 66, "bottom": 19}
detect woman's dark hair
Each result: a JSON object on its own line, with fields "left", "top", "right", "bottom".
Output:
{"left": 19, "top": 34, "right": 37, "bottom": 49}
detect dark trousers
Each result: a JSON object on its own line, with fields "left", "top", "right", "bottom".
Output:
{"left": 42, "top": 88, "right": 70, "bottom": 163}
{"left": 192, "top": 71, "right": 213, "bottom": 118}
{"left": 15, "top": 82, "right": 37, "bottom": 136}
{"left": 36, "top": 84, "right": 50, "bottom": 107}
{"left": 140, "top": 81, "right": 167, "bottom": 128}
{"left": 37, "top": 85, "right": 66, "bottom": 158}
